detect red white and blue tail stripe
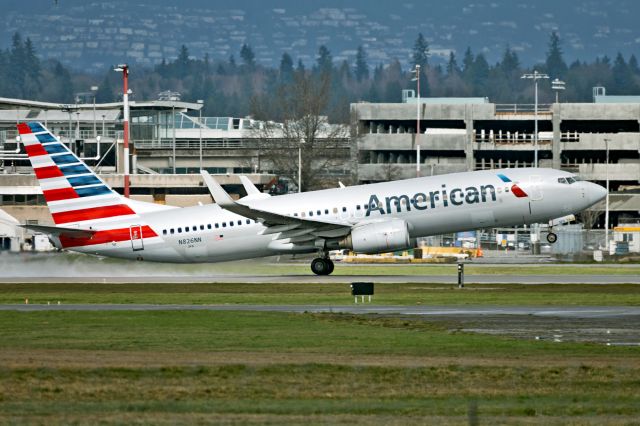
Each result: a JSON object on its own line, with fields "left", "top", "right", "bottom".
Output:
{"left": 18, "top": 122, "right": 162, "bottom": 249}
{"left": 18, "top": 121, "right": 139, "bottom": 226}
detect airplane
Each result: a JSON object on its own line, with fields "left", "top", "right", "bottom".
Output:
{"left": 17, "top": 121, "right": 606, "bottom": 275}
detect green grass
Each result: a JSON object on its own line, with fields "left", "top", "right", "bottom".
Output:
{"left": 0, "top": 310, "right": 636, "bottom": 357}
{"left": 1, "top": 282, "right": 639, "bottom": 306}
{"left": 0, "top": 310, "right": 639, "bottom": 424}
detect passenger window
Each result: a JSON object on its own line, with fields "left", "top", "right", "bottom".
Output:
{"left": 301, "top": 212, "right": 306, "bottom": 217}
{"left": 192, "top": 226, "right": 197, "bottom": 231}
{"left": 229, "top": 222, "right": 234, "bottom": 227}
{"left": 215, "top": 223, "right": 219, "bottom": 228}
{"left": 246, "top": 219, "right": 250, "bottom": 224}
{"left": 356, "top": 205, "right": 361, "bottom": 210}
{"left": 222, "top": 222, "right": 226, "bottom": 228}
{"left": 162, "top": 229, "right": 167, "bottom": 235}
{"left": 170, "top": 229, "right": 175, "bottom": 234}
{"left": 294, "top": 213, "right": 298, "bottom": 217}
{"left": 325, "top": 209, "right": 329, "bottom": 215}
{"left": 207, "top": 224, "right": 212, "bottom": 230}
{"left": 178, "top": 227, "right": 182, "bottom": 233}
{"left": 333, "top": 207, "right": 338, "bottom": 214}
{"left": 309, "top": 211, "right": 313, "bottom": 216}
{"left": 237, "top": 220, "right": 242, "bottom": 226}
{"left": 505, "top": 187, "right": 510, "bottom": 192}
{"left": 342, "top": 207, "right": 347, "bottom": 212}
{"left": 200, "top": 225, "right": 204, "bottom": 230}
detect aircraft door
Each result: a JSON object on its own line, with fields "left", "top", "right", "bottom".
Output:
{"left": 130, "top": 225, "right": 144, "bottom": 251}
{"left": 528, "top": 175, "right": 543, "bottom": 201}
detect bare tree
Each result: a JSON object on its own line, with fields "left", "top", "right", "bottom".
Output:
{"left": 251, "top": 72, "right": 350, "bottom": 191}
{"left": 579, "top": 208, "right": 602, "bottom": 230}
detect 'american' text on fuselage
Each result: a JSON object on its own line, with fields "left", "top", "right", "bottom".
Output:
{"left": 366, "top": 184, "right": 497, "bottom": 216}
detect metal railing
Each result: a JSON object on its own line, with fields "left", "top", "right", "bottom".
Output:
{"left": 495, "top": 104, "right": 553, "bottom": 114}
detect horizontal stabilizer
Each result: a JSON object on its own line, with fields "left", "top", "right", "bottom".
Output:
{"left": 20, "top": 224, "right": 95, "bottom": 239}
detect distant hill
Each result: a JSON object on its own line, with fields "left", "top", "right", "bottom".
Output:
{"left": 2, "top": 0, "right": 640, "bottom": 72}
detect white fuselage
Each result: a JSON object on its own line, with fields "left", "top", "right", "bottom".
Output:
{"left": 70, "top": 168, "right": 606, "bottom": 263}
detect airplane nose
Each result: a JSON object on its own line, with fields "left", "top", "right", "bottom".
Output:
{"left": 586, "top": 182, "right": 607, "bottom": 205}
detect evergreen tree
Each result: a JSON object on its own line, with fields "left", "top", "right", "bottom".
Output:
{"left": 338, "top": 60, "right": 352, "bottom": 82}
{"left": 546, "top": 32, "right": 568, "bottom": 78}
{"left": 315, "top": 45, "right": 333, "bottom": 76}
{"left": 499, "top": 45, "right": 520, "bottom": 75}
{"left": 412, "top": 33, "right": 429, "bottom": 70}
{"left": 240, "top": 44, "right": 255, "bottom": 70}
{"left": 612, "top": 53, "right": 635, "bottom": 94}
{"left": 296, "top": 59, "right": 305, "bottom": 75}
{"left": 279, "top": 52, "right": 294, "bottom": 83}
{"left": 176, "top": 45, "right": 190, "bottom": 78}
{"left": 354, "top": 45, "right": 369, "bottom": 82}
{"left": 446, "top": 52, "right": 459, "bottom": 76}
{"left": 629, "top": 54, "right": 639, "bottom": 74}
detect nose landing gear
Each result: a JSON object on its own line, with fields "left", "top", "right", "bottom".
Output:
{"left": 311, "top": 255, "right": 334, "bottom": 276}
{"left": 546, "top": 232, "right": 557, "bottom": 244}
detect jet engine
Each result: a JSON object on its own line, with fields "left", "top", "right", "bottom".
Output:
{"left": 339, "top": 219, "right": 411, "bottom": 254}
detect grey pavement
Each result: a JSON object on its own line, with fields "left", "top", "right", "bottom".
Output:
{"left": 1, "top": 304, "right": 639, "bottom": 318}
{"left": 1, "top": 274, "right": 638, "bottom": 284}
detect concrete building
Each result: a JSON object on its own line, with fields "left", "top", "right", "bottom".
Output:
{"left": 0, "top": 97, "right": 278, "bottom": 226}
{"left": 351, "top": 93, "right": 640, "bottom": 227}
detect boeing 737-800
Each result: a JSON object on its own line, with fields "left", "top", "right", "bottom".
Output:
{"left": 17, "top": 122, "right": 606, "bottom": 275}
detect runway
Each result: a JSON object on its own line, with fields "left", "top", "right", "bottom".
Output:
{"left": 1, "top": 274, "right": 639, "bottom": 284}
{"left": 2, "top": 303, "right": 638, "bottom": 318}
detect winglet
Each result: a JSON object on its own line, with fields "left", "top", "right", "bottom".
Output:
{"left": 200, "top": 170, "right": 235, "bottom": 207}
{"left": 239, "top": 175, "right": 260, "bottom": 195}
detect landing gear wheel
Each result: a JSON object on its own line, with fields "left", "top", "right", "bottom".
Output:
{"left": 326, "top": 259, "right": 335, "bottom": 275}
{"left": 547, "top": 232, "right": 558, "bottom": 244}
{"left": 311, "top": 258, "right": 333, "bottom": 276}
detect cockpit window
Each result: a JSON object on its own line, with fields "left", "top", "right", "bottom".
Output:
{"left": 566, "top": 177, "right": 576, "bottom": 184}
{"left": 558, "top": 178, "right": 568, "bottom": 184}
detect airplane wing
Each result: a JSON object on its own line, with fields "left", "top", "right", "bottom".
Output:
{"left": 20, "top": 224, "right": 96, "bottom": 239}
{"left": 201, "top": 171, "right": 351, "bottom": 240}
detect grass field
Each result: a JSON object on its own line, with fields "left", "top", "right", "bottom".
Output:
{"left": 1, "top": 280, "right": 639, "bottom": 424}
{"left": 1, "top": 282, "right": 639, "bottom": 306}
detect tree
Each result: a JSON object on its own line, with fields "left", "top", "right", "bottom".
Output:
{"left": 177, "top": 45, "right": 190, "bottom": 76}
{"left": 315, "top": 45, "right": 333, "bottom": 76}
{"left": 251, "top": 71, "right": 349, "bottom": 191}
{"left": 546, "top": 31, "right": 568, "bottom": 78}
{"left": 354, "top": 45, "right": 369, "bottom": 82}
{"left": 446, "top": 52, "right": 460, "bottom": 76}
{"left": 412, "top": 33, "right": 429, "bottom": 70}
{"left": 279, "top": 52, "right": 294, "bottom": 83}
{"left": 612, "top": 53, "right": 635, "bottom": 94}
{"left": 95, "top": 72, "right": 114, "bottom": 102}
{"left": 240, "top": 43, "right": 255, "bottom": 70}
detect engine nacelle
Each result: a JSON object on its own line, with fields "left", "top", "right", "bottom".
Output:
{"left": 339, "top": 219, "right": 411, "bottom": 254}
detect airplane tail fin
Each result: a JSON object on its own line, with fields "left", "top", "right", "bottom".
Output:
{"left": 18, "top": 122, "right": 138, "bottom": 226}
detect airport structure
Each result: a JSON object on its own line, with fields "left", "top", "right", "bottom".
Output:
{"left": 350, "top": 90, "right": 640, "bottom": 230}
{"left": 1, "top": 91, "right": 639, "bottom": 255}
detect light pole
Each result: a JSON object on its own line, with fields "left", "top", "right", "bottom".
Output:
{"left": 412, "top": 64, "right": 421, "bottom": 177}
{"left": 521, "top": 70, "right": 549, "bottom": 168}
{"left": 551, "top": 78, "right": 565, "bottom": 104}
{"left": 114, "top": 64, "right": 130, "bottom": 198}
{"left": 604, "top": 138, "right": 610, "bottom": 252}
{"left": 197, "top": 99, "right": 204, "bottom": 171}
{"left": 91, "top": 85, "right": 98, "bottom": 138}
{"left": 298, "top": 139, "right": 304, "bottom": 193}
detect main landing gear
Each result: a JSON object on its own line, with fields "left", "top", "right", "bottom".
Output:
{"left": 311, "top": 256, "right": 334, "bottom": 276}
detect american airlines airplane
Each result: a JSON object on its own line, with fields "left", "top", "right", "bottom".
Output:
{"left": 17, "top": 122, "right": 606, "bottom": 275}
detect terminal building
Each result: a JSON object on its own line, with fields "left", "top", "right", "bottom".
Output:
{"left": 350, "top": 91, "right": 640, "bottom": 228}
{"left": 0, "top": 91, "right": 638, "bottom": 251}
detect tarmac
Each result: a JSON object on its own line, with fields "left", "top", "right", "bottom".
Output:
{"left": 1, "top": 303, "right": 638, "bottom": 319}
